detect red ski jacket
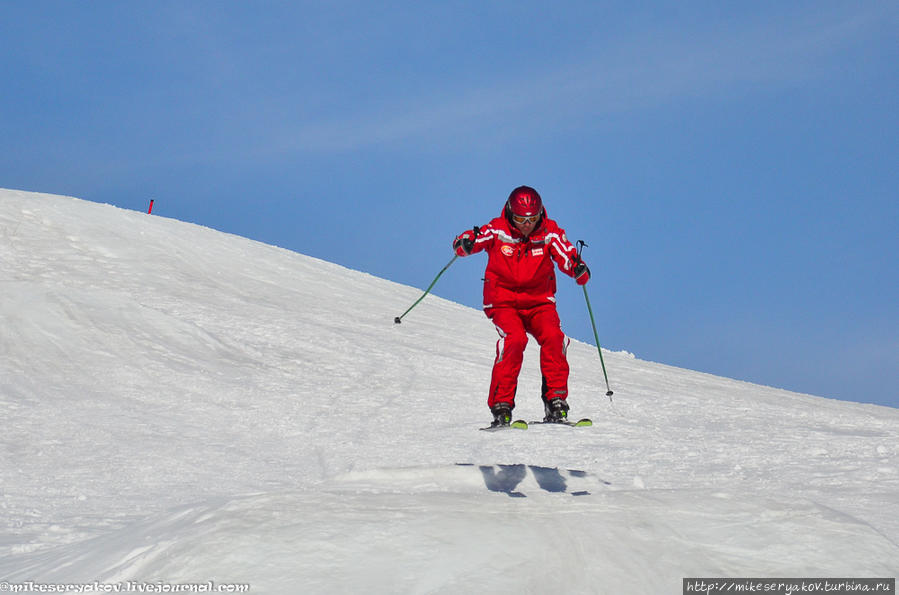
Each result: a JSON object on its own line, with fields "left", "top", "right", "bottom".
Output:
{"left": 455, "top": 209, "right": 582, "bottom": 311}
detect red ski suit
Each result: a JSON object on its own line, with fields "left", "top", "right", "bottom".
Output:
{"left": 455, "top": 209, "right": 583, "bottom": 410}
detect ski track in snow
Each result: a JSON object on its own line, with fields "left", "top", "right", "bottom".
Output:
{"left": 1, "top": 189, "right": 897, "bottom": 593}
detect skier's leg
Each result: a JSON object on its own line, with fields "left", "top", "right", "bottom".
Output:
{"left": 527, "top": 305, "right": 570, "bottom": 403}
{"left": 486, "top": 307, "right": 528, "bottom": 410}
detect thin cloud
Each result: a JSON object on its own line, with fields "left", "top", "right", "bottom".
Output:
{"left": 277, "top": 3, "right": 894, "bottom": 154}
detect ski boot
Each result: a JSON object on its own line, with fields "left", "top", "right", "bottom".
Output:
{"left": 543, "top": 397, "right": 570, "bottom": 423}
{"left": 489, "top": 403, "right": 513, "bottom": 428}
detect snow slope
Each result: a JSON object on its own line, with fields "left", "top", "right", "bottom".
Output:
{"left": 1, "top": 189, "right": 897, "bottom": 593}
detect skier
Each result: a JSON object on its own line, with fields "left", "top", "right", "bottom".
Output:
{"left": 453, "top": 186, "right": 590, "bottom": 428}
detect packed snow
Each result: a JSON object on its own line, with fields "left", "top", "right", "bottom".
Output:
{"left": 1, "top": 189, "right": 897, "bottom": 593}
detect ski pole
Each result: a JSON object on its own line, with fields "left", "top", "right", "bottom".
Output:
{"left": 395, "top": 226, "right": 479, "bottom": 324}
{"left": 576, "top": 240, "right": 614, "bottom": 398}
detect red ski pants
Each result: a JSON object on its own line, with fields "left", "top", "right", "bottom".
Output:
{"left": 486, "top": 304, "right": 569, "bottom": 409}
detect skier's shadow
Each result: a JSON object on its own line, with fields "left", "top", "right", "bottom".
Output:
{"left": 468, "top": 464, "right": 591, "bottom": 498}
{"left": 478, "top": 464, "right": 529, "bottom": 498}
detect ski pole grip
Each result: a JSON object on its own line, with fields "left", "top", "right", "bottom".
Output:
{"left": 576, "top": 239, "right": 588, "bottom": 264}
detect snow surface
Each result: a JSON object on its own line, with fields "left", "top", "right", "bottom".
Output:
{"left": 1, "top": 189, "right": 897, "bottom": 593}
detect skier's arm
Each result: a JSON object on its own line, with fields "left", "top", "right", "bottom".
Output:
{"left": 547, "top": 225, "right": 590, "bottom": 285}
{"left": 453, "top": 225, "right": 490, "bottom": 256}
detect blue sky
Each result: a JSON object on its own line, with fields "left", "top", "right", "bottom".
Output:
{"left": 2, "top": 1, "right": 897, "bottom": 408}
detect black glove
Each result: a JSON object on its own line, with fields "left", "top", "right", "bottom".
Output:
{"left": 574, "top": 262, "right": 590, "bottom": 285}
{"left": 453, "top": 235, "right": 474, "bottom": 256}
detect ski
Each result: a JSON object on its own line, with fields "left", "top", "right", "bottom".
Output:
{"left": 479, "top": 419, "right": 529, "bottom": 432}
{"left": 529, "top": 418, "right": 593, "bottom": 428}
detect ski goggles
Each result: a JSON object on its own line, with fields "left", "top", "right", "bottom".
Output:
{"left": 511, "top": 214, "right": 540, "bottom": 224}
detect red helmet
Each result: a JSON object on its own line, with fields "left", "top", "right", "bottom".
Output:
{"left": 506, "top": 186, "right": 543, "bottom": 218}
